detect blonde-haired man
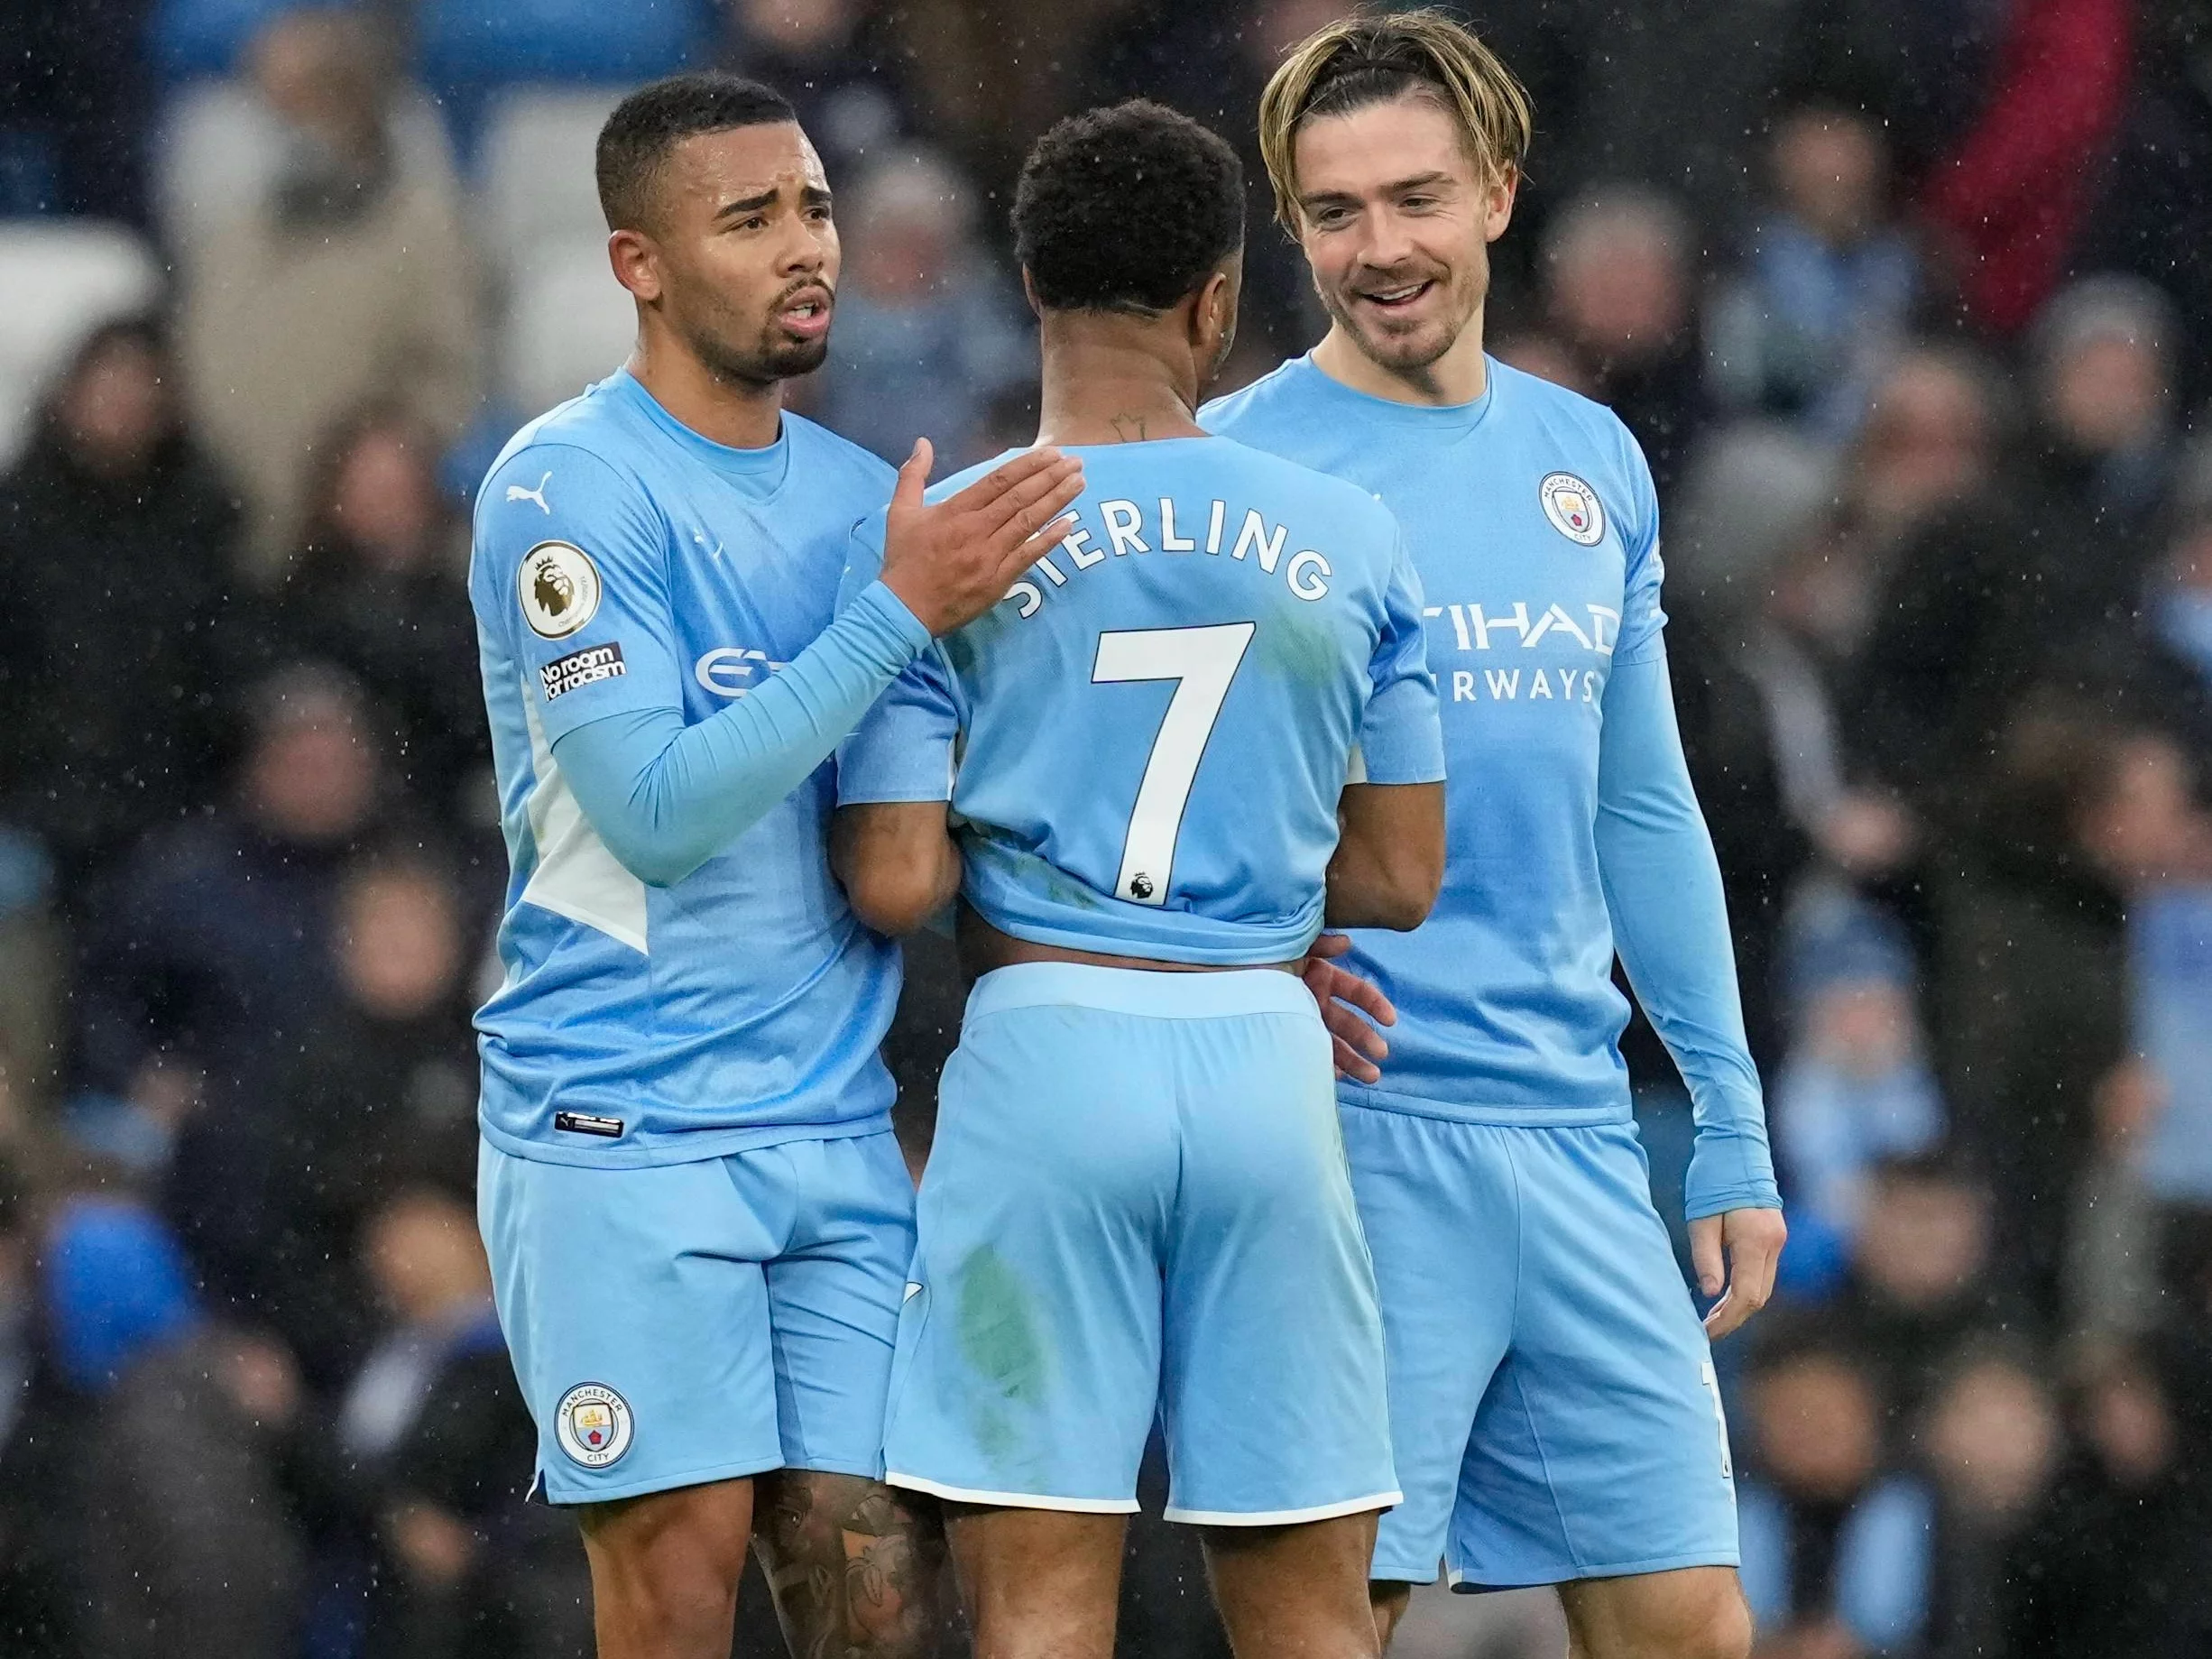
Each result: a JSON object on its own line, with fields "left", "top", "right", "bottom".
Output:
{"left": 1206, "top": 13, "right": 1784, "bottom": 1657}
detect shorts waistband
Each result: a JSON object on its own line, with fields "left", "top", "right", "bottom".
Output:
{"left": 965, "top": 962, "right": 1316, "bottom": 1023}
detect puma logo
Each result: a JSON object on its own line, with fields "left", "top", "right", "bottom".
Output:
{"left": 507, "top": 472, "right": 552, "bottom": 512}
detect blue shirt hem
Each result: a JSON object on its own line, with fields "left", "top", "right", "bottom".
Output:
{"left": 478, "top": 1109, "right": 896, "bottom": 1168}
{"left": 1335, "top": 1083, "right": 1634, "bottom": 1128}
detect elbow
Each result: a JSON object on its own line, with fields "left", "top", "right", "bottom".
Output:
{"left": 594, "top": 827, "right": 699, "bottom": 890}
{"left": 1328, "top": 853, "right": 1442, "bottom": 933}
{"left": 843, "top": 869, "right": 945, "bottom": 937}
{"left": 1367, "top": 863, "right": 1442, "bottom": 932}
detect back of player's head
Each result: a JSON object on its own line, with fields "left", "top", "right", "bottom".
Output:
{"left": 597, "top": 72, "right": 797, "bottom": 233}
{"left": 1013, "top": 100, "right": 1244, "bottom": 317}
{"left": 1258, "top": 7, "right": 1533, "bottom": 228}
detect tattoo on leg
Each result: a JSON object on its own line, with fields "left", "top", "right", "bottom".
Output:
{"left": 756, "top": 1474, "right": 945, "bottom": 1658}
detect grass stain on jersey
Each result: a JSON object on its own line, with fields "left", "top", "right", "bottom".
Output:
{"left": 1256, "top": 598, "right": 1344, "bottom": 691}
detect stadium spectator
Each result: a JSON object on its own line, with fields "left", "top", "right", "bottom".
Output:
{"left": 73, "top": 666, "right": 386, "bottom": 1319}
{"left": 336, "top": 1184, "right": 585, "bottom": 1659}
{"left": 257, "top": 851, "right": 478, "bottom": 1387}
{"left": 1737, "top": 1338, "right": 1932, "bottom": 1655}
{"left": 1829, "top": 1155, "right": 2008, "bottom": 1421}
{"left": 2026, "top": 275, "right": 2181, "bottom": 540}
{"left": 1917, "top": 1343, "right": 2063, "bottom": 1659}
{"left": 1771, "top": 915, "right": 1944, "bottom": 1269}
{"left": 2000, "top": 1344, "right": 2212, "bottom": 1656}
{"left": 1933, "top": 717, "right": 2198, "bottom": 1313}
{"left": 1707, "top": 96, "right": 1921, "bottom": 439}
{"left": 0, "top": 318, "right": 242, "bottom": 892}
{"left": 262, "top": 406, "right": 489, "bottom": 834}
{"left": 78, "top": 1318, "right": 309, "bottom": 1659}
{"left": 179, "top": 6, "right": 482, "bottom": 576}
{"left": 717, "top": 0, "right": 915, "bottom": 182}
{"left": 808, "top": 148, "right": 1031, "bottom": 465}
{"left": 1539, "top": 186, "right": 1709, "bottom": 494}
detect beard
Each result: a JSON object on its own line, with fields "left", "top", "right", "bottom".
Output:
{"left": 1316, "top": 259, "right": 1485, "bottom": 376}
{"left": 682, "top": 289, "right": 834, "bottom": 387}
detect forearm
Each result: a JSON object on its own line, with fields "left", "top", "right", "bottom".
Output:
{"left": 555, "top": 582, "right": 929, "bottom": 887}
{"left": 1598, "top": 655, "right": 1779, "bottom": 1219}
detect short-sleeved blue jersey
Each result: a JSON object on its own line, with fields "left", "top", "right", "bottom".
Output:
{"left": 469, "top": 369, "right": 901, "bottom": 1166}
{"left": 1204, "top": 355, "right": 1669, "bottom": 1120}
{"left": 837, "top": 436, "right": 1443, "bottom": 966}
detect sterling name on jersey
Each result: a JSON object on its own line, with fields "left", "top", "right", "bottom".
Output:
{"left": 470, "top": 370, "right": 899, "bottom": 1166}
{"left": 1204, "top": 355, "right": 1667, "bottom": 1120}
{"left": 838, "top": 437, "right": 1443, "bottom": 965}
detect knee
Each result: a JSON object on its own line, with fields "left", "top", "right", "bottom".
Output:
{"left": 1571, "top": 1579, "right": 1753, "bottom": 1659}
{"left": 1656, "top": 1584, "right": 1753, "bottom": 1659}
{"left": 578, "top": 1488, "right": 749, "bottom": 1642}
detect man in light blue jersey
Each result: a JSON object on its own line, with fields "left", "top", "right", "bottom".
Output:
{"left": 1203, "top": 14, "right": 1787, "bottom": 1658}
{"left": 468, "top": 73, "right": 1085, "bottom": 1659}
{"left": 831, "top": 102, "right": 1446, "bottom": 1659}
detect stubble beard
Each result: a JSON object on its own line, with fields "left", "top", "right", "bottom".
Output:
{"left": 1319, "top": 263, "right": 1483, "bottom": 378}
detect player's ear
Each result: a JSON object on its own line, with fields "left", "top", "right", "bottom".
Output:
{"left": 608, "top": 227, "right": 664, "bottom": 306}
{"left": 1019, "top": 266, "right": 1044, "bottom": 320}
{"left": 1484, "top": 162, "right": 1519, "bottom": 244}
{"left": 1192, "top": 256, "right": 1240, "bottom": 382}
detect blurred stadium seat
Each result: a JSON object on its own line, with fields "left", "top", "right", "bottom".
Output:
{"left": 0, "top": 221, "right": 162, "bottom": 465}
{"left": 476, "top": 87, "right": 628, "bottom": 280}
{"left": 501, "top": 239, "right": 634, "bottom": 422}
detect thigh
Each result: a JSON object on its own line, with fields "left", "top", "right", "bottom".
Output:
{"left": 1452, "top": 1126, "right": 1739, "bottom": 1589}
{"left": 1203, "top": 1512, "right": 1381, "bottom": 1659}
{"left": 576, "top": 1476, "right": 756, "bottom": 1659}
{"left": 478, "top": 1138, "right": 786, "bottom": 1505}
{"left": 945, "top": 1503, "right": 1128, "bottom": 1659}
{"left": 751, "top": 1469, "right": 944, "bottom": 1659}
{"left": 1161, "top": 1009, "right": 1396, "bottom": 1526}
{"left": 759, "top": 1129, "right": 917, "bottom": 1478}
{"left": 884, "top": 1007, "right": 1175, "bottom": 1512}
{"left": 1338, "top": 1105, "right": 1517, "bottom": 1587}
{"left": 1557, "top": 1566, "right": 1752, "bottom": 1659}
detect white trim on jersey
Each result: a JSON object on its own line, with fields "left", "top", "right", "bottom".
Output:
{"left": 520, "top": 681, "right": 650, "bottom": 954}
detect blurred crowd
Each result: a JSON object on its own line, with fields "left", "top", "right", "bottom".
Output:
{"left": 0, "top": 0, "right": 2208, "bottom": 1656}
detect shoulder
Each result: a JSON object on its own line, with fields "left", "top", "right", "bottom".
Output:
{"left": 1495, "top": 362, "right": 1653, "bottom": 499}
{"left": 1215, "top": 435, "right": 1399, "bottom": 542}
{"left": 783, "top": 411, "right": 900, "bottom": 495}
{"left": 1199, "top": 357, "right": 1307, "bottom": 435}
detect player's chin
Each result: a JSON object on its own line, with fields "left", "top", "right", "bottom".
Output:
{"left": 1350, "top": 313, "right": 1453, "bottom": 372}
{"left": 760, "top": 335, "right": 832, "bottom": 380}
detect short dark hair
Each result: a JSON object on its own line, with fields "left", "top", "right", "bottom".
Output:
{"left": 1012, "top": 100, "right": 1244, "bottom": 316}
{"left": 597, "top": 72, "right": 797, "bottom": 232}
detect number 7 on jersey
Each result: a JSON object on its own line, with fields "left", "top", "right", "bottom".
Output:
{"left": 1091, "top": 622, "right": 1256, "bottom": 907}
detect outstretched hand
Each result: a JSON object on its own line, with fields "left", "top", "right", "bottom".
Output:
{"left": 1300, "top": 932, "right": 1394, "bottom": 1083}
{"left": 1690, "top": 1206, "right": 1786, "bottom": 1340}
{"left": 879, "top": 439, "right": 1084, "bottom": 637}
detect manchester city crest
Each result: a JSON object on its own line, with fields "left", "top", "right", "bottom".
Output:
{"left": 518, "top": 539, "right": 604, "bottom": 640}
{"left": 1538, "top": 472, "right": 1607, "bottom": 546}
{"left": 555, "top": 1381, "right": 634, "bottom": 1468}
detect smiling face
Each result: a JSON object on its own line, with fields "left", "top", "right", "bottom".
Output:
{"left": 613, "top": 121, "right": 841, "bottom": 386}
{"left": 1291, "top": 93, "right": 1513, "bottom": 382}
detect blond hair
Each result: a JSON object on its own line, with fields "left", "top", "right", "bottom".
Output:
{"left": 1257, "top": 8, "right": 1533, "bottom": 230}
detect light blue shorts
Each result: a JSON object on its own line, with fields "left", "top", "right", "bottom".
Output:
{"left": 885, "top": 963, "right": 1398, "bottom": 1525}
{"left": 1341, "top": 1106, "right": 1738, "bottom": 1588}
{"left": 478, "top": 1128, "right": 914, "bottom": 1505}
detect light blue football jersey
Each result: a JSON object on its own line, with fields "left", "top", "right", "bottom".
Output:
{"left": 469, "top": 369, "right": 902, "bottom": 1166}
{"left": 1204, "top": 355, "right": 1671, "bottom": 1121}
{"left": 836, "top": 437, "right": 1443, "bottom": 966}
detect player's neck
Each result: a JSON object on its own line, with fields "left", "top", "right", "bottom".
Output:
{"left": 627, "top": 340, "right": 786, "bottom": 451}
{"left": 1313, "top": 309, "right": 1489, "bottom": 408}
{"left": 1034, "top": 322, "right": 1208, "bottom": 447}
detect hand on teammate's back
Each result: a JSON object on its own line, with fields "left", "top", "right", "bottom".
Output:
{"left": 880, "top": 439, "right": 1084, "bottom": 637}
